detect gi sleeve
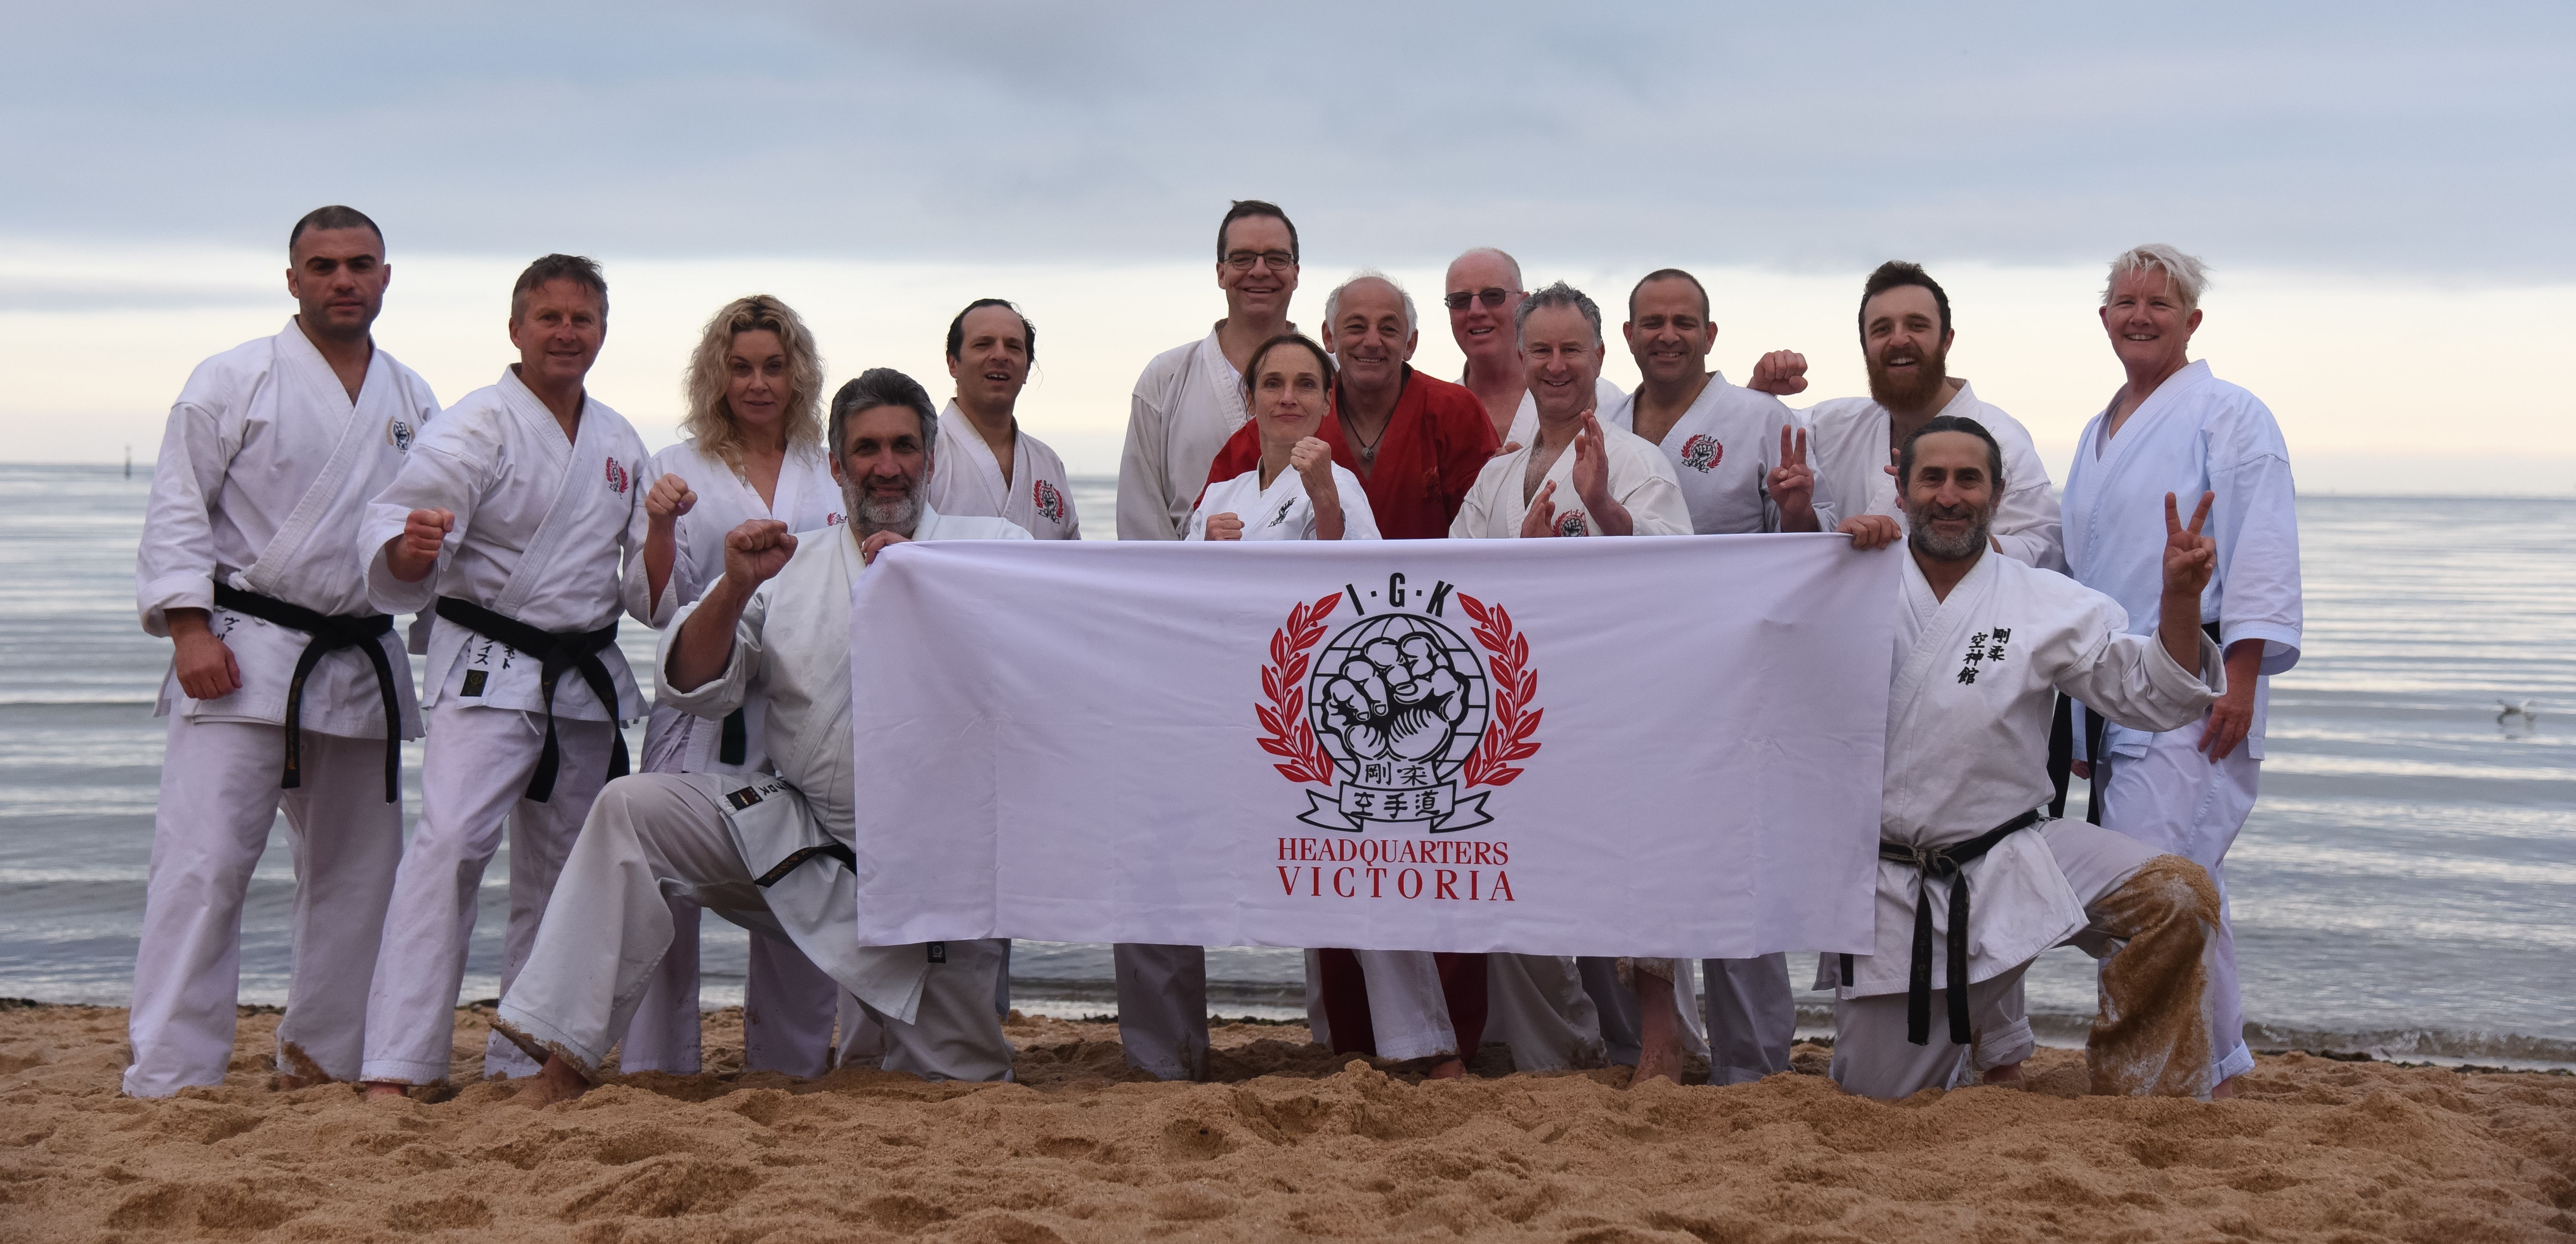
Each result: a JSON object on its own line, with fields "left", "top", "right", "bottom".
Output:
{"left": 2051, "top": 593, "right": 2222, "bottom": 734}
{"left": 135, "top": 366, "right": 241, "bottom": 638}
{"left": 1990, "top": 421, "right": 2066, "bottom": 571}
{"left": 2207, "top": 400, "right": 2302, "bottom": 675}
{"left": 1116, "top": 373, "right": 1178, "bottom": 541}
{"left": 656, "top": 577, "right": 771, "bottom": 720}
{"left": 619, "top": 448, "right": 681, "bottom": 629}
{"left": 359, "top": 427, "right": 480, "bottom": 617}
{"left": 1619, "top": 457, "right": 1694, "bottom": 537}
{"left": 1450, "top": 462, "right": 1500, "bottom": 538}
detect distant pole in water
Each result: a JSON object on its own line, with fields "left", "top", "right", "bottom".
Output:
{"left": 124, "top": 445, "right": 131, "bottom": 479}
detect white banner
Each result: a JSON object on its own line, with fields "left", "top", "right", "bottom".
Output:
{"left": 846, "top": 535, "right": 1894, "bottom": 959}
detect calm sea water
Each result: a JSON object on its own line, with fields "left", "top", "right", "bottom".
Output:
{"left": 2, "top": 465, "right": 2568, "bottom": 1066}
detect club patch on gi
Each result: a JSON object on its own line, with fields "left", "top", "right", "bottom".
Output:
{"left": 604, "top": 457, "right": 630, "bottom": 495}
{"left": 1033, "top": 478, "right": 1064, "bottom": 524}
{"left": 1680, "top": 434, "right": 1722, "bottom": 472}
{"left": 385, "top": 418, "right": 415, "bottom": 452}
{"left": 1555, "top": 510, "right": 1589, "bottom": 537}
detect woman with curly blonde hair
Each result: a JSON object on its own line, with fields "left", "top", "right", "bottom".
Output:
{"left": 625, "top": 294, "right": 848, "bottom": 1078}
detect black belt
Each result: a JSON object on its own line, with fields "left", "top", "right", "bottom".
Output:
{"left": 433, "top": 596, "right": 628, "bottom": 802}
{"left": 212, "top": 583, "right": 401, "bottom": 803}
{"left": 752, "top": 841, "right": 853, "bottom": 888}
{"left": 1880, "top": 808, "right": 2044, "bottom": 1047}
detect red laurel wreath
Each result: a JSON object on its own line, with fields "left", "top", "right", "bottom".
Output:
{"left": 1257, "top": 592, "right": 1341, "bottom": 784}
{"left": 1457, "top": 593, "right": 1542, "bottom": 787}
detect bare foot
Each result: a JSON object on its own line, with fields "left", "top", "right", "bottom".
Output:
{"left": 362, "top": 1081, "right": 411, "bottom": 1100}
{"left": 2210, "top": 1075, "right": 2241, "bottom": 1100}
{"left": 1426, "top": 1057, "right": 1467, "bottom": 1080}
{"left": 1629, "top": 967, "right": 1684, "bottom": 1087}
{"left": 1982, "top": 1061, "right": 2025, "bottom": 1086}
{"left": 516, "top": 1054, "right": 591, "bottom": 1106}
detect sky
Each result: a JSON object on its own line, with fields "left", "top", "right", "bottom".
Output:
{"left": 3, "top": 2, "right": 2570, "bottom": 492}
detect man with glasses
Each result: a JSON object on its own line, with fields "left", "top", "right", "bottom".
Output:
{"left": 1118, "top": 200, "right": 1302, "bottom": 542}
{"left": 1444, "top": 248, "right": 1625, "bottom": 449}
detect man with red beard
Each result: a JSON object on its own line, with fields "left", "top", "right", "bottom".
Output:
{"left": 1200, "top": 271, "right": 1499, "bottom": 1078}
{"left": 1800, "top": 262, "right": 2064, "bottom": 570}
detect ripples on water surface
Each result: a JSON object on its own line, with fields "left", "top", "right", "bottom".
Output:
{"left": 1, "top": 466, "right": 2567, "bottom": 1066}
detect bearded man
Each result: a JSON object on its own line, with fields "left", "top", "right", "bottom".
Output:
{"left": 1799, "top": 262, "right": 2064, "bottom": 570}
{"left": 495, "top": 369, "right": 1031, "bottom": 1100}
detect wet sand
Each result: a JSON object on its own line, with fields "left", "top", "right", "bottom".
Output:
{"left": 3, "top": 1001, "right": 2571, "bottom": 1242}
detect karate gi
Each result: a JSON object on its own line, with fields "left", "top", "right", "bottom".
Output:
{"left": 1185, "top": 463, "right": 1381, "bottom": 541}
{"left": 926, "top": 402, "right": 1081, "bottom": 540}
{"left": 1449, "top": 419, "right": 1691, "bottom": 539}
{"left": 1603, "top": 372, "right": 1803, "bottom": 1081}
{"left": 496, "top": 507, "right": 1031, "bottom": 1083}
{"left": 623, "top": 438, "right": 846, "bottom": 1077}
{"left": 1203, "top": 367, "right": 1500, "bottom": 540}
{"left": 1503, "top": 376, "right": 1626, "bottom": 450}
{"left": 1830, "top": 548, "right": 2227, "bottom": 1100}
{"left": 2061, "top": 359, "right": 2302, "bottom": 1085}
{"left": 1448, "top": 420, "right": 1693, "bottom": 1073}
{"left": 1118, "top": 328, "right": 1249, "bottom": 541}
{"left": 354, "top": 369, "right": 676, "bottom": 1086}
{"left": 125, "top": 319, "right": 441, "bottom": 1097}
{"left": 1803, "top": 382, "right": 2066, "bottom": 570}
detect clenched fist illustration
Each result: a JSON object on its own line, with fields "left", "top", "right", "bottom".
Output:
{"left": 1321, "top": 633, "right": 1469, "bottom": 761}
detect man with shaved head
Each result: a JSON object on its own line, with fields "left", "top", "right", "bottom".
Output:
{"left": 1445, "top": 248, "right": 1623, "bottom": 448}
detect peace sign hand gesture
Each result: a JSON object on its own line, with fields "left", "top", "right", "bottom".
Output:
{"left": 1767, "top": 424, "right": 1819, "bottom": 531}
{"left": 2162, "top": 490, "right": 2216, "bottom": 599}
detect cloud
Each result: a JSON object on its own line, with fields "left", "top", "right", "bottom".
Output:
{"left": 3, "top": 2, "right": 2570, "bottom": 278}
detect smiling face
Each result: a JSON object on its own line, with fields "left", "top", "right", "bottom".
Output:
{"left": 1519, "top": 303, "right": 1605, "bottom": 424}
{"left": 1445, "top": 250, "right": 1524, "bottom": 370}
{"left": 946, "top": 303, "right": 1030, "bottom": 413}
{"left": 1861, "top": 284, "right": 1951, "bottom": 411}
{"left": 830, "top": 402, "right": 931, "bottom": 534}
{"left": 723, "top": 328, "right": 789, "bottom": 433}
{"left": 2100, "top": 266, "right": 2202, "bottom": 379}
{"left": 1325, "top": 277, "right": 1416, "bottom": 393}
{"left": 1216, "top": 214, "right": 1299, "bottom": 321}
{"left": 1900, "top": 430, "right": 1997, "bottom": 561}
{"left": 286, "top": 226, "right": 389, "bottom": 343}
{"left": 1623, "top": 276, "right": 1715, "bottom": 388}
{"left": 507, "top": 278, "right": 608, "bottom": 392}
{"left": 1249, "top": 341, "right": 1331, "bottom": 453}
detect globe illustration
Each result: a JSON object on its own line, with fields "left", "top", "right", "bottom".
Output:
{"left": 1306, "top": 612, "right": 1489, "bottom": 783}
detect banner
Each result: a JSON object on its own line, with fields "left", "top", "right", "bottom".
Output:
{"left": 846, "top": 534, "right": 1894, "bottom": 959}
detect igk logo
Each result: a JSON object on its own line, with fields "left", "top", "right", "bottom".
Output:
{"left": 1681, "top": 434, "right": 1721, "bottom": 472}
{"left": 1032, "top": 478, "right": 1064, "bottom": 524}
{"left": 385, "top": 418, "right": 415, "bottom": 452}
{"left": 604, "top": 457, "right": 630, "bottom": 495}
{"left": 1257, "top": 575, "right": 1542, "bottom": 834}
{"left": 1554, "top": 510, "right": 1589, "bottom": 537}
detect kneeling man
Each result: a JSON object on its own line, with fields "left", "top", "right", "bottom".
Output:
{"left": 1832, "top": 417, "right": 2228, "bottom": 1099}
{"left": 498, "top": 369, "right": 1031, "bottom": 1099}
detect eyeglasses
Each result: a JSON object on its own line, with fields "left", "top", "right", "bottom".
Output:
{"left": 1223, "top": 249, "right": 1297, "bottom": 272}
{"left": 1444, "top": 287, "right": 1513, "bottom": 310}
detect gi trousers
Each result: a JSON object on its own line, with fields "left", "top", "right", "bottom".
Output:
{"left": 496, "top": 774, "right": 1014, "bottom": 1083}
{"left": 617, "top": 898, "right": 844, "bottom": 1076}
{"left": 1483, "top": 954, "right": 1605, "bottom": 1072}
{"left": 2099, "top": 724, "right": 2262, "bottom": 1083}
{"left": 360, "top": 705, "right": 612, "bottom": 1086}
{"left": 1306, "top": 949, "right": 1486, "bottom": 1063}
{"left": 1699, "top": 953, "right": 1796, "bottom": 1084}
{"left": 1831, "top": 818, "right": 2221, "bottom": 1100}
{"left": 1113, "top": 943, "right": 1206, "bottom": 1080}
{"left": 123, "top": 717, "right": 403, "bottom": 1096}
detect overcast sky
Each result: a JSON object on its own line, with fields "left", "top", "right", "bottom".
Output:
{"left": 4, "top": 3, "right": 2571, "bottom": 489}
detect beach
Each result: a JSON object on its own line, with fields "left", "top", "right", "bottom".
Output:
{"left": 3, "top": 1002, "right": 2571, "bottom": 1242}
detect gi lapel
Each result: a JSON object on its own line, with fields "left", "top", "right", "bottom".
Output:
{"left": 491, "top": 370, "right": 591, "bottom": 618}
{"left": 1888, "top": 553, "right": 1994, "bottom": 734}
{"left": 236, "top": 321, "right": 372, "bottom": 599}
{"left": 1195, "top": 331, "right": 1250, "bottom": 434}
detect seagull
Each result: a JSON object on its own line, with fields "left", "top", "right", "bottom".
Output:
{"left": 2497, "top": 699, "right": 2539, "bottom": 726}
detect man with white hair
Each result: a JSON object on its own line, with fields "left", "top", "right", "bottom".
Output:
{"left": 1451, "top": 281, "right": 1701, "bottom": 1083}
{"left": 1444, "top": 248, "right": 1623, "bottom": 449}
{"left": 498, "top": 369, "right": 1032, "bottom": 1100}
{"left": 1795, "top": 262, "right": 2065, "bottom": 570}
{"left": 2058, "top": 245, "right": 2302, "bottom": 1097}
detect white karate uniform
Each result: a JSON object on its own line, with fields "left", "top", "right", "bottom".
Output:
{"left": 2061, "top": 359, "right": 2302, "bottom": 1085}
{"left": 124, "top": 319, "right": 440, "bottom": 1097}
{"left": 1184, "top": 463, "right": 1382, "bottom": 541}
{"left": 1118, "top": 328, "right": 1249, "bottom": 540}
{"left": 354, "top": 368, "right": 677, "bottom": 1085}
{"left": 927, "top": 403, "right": 1081, "bottom": 540}
{"left": 1449, "top": 418, "right": 1691, "bottom": 539}
{"left": 1503, "top": 376, "right": 1626, "bottom": 449}
{"left": 498, "top": 508, "right": 1031, "bottom": 1083}
{"left": 1802, "top": 382, "right": 2066, "bottom": 570}
{"left": 623, "top": 438, "right": 846, "bottom": 1076}
{"left": 1602, "top": 372, "right": 1804, "bottom": 1079}
{"left": 1828, "top": 548, "right": 2223, "bottom": 1098}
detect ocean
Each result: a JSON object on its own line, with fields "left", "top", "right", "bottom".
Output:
{"left": 2, "top": 464, "right": 2568, "bottom": 1067}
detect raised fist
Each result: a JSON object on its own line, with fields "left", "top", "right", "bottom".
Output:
{"left": 1321, "top": 633, "right": 1468, "bottom": 761}
{"left": 646, "top": 473, "right": 697, "bottom": 524}
{"left": 387, "top": 507, "right": 454, "bottom": 583}
{"left": 722, "top": 519, "right": 797, "bottom": 587}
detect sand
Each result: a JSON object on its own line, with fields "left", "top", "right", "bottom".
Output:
{"left": 3, "top": 1002, "right": 2572, "bottom": 1242}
